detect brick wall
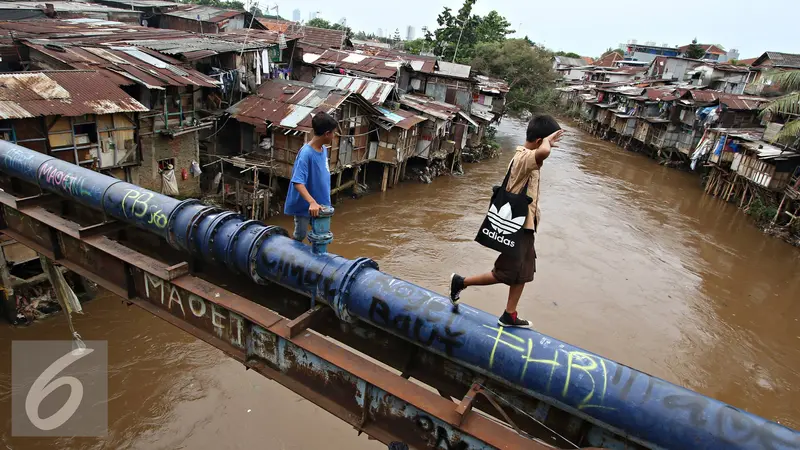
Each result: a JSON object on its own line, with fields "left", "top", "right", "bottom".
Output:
{"left": 139, "top": 132, "right": 201, "bottom": 197}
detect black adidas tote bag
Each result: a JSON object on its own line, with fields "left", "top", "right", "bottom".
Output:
{"left": 474, "top": 161, "right": 531, "bottom": 257}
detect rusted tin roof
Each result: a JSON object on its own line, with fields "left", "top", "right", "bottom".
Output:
{"left": 399, "top": 94, "right": 460, "bottom": 121}
{"left": 162, "top": 5, "right": 244, "bottom": 23}
{"left": 220, "top": 29, "right": 294, "bottom": 47}
{"left": 23, "top": 40, "right": 218, "bottom": 88}
{"left": 375, "top": 106, "right": 426, "bottom": 130}
{"left": 0, "top": 70, "right": 147, "bottom": 119}
{"left": 0, "top": 1, "right": 141, "bottom": 15}
{"left": 123, "top": 36, "right": 272, "bottom": 61}
{"left": 301, "top": 45, "right": 401, "bottom": 80}
{"left": 227, "top": 79, "right": 371, "bottom": 132}
{"left": 594, "top": 52, "right": 623, "bottom": 68}
{"left": 717, "top": 93, "right": 768, "bottom": 111}
{"left": 476, "top": 75, "right": 509, "bottom": 94}
{"left": 354, "top": 45, "right": 438, "bottom": 73}
{"left": 680, "top": 90, "right": 768, "bottom": 110}
{"left": 313, "top": 73, "right": 395, "bottom": 105}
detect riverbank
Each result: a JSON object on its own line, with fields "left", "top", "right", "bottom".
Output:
{"left": 558, "top": 110, "right": 800, "bottom": 248}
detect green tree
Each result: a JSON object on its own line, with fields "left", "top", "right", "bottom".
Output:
{"left": 474, "top": 10, "right": 513, "bottom": 43}
{"left": 471, "top": 39, "right": 556, "bottom": 113}
{"left": 430, "top": 0, "right": 479, "bottom": 63}
{"left": 761, "top": 70, "right": 800, "bottom": 144}
{"left": 306, "top": 17, "right": 332, "bottom": 29}
{"left": 403, "top": 38, "right": 430, "bottom": 55}
{"left": 523, "top": 35, "right": 534, "bottom": 46}
{"left": 305, "top": 17, "right": 353, "bottom": 39}
{"left": 555, "top": 51, "right": 581, "bottom": 58}
{"left": 685, "top": 38, "right": 706, "bottom": 59}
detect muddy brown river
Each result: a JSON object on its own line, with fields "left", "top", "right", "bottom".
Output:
{"left": 1, "top": 118, "right": 798, "bottom": 449}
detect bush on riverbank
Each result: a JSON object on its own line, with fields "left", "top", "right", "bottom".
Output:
{"left": 746, "top": 198, "right": 779, "bottom": 226}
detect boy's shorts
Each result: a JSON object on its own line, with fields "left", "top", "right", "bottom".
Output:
{"left": 492, "top": 230, "right": 536, "bottom": 285}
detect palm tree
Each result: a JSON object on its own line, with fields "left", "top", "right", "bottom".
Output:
{"left": 760, "top": 70, "right": 800, "bottom": 144}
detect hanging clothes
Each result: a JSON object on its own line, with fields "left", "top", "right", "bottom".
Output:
{"left": 161, "top": 166, "right": 179, "bottom": 196}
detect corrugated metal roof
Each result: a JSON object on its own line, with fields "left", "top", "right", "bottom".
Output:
{"left": 299, "top": 45, "right": 400, "bottom": 79}
{"left": 475, "top": 75, "right": 509, "bottom": 94}
{"left": 313, "top": 73, "right": 394, "bottom": 105}
{"left": 228, "top": 79, "right": 362, "bottom": 132}
{"left": 375, "top": 106, "right": 426, "bottom": 130}
{"left": 435, "top": 61, "right": 471, "bottom": 80}
{"left": 0, "top": 1, "right": 140, "bottom": 14}
{"left": 92, "top": 0, "right": 181, "bottom": 8}
{"left": 718, "top": 93, "right": 768, "bottom": 111}
{"left": 554, "top": 56, "right": 585, "bottom": 67}
{"left": 470, "top": 102, "right": 494, "bottom": 122}
{"left": 123, "top": 36, "right": 270, "bottom": 60}
{"left": 162, "top": 5, "right": 243, "bottom": 23}
{"left": 399, "top": 94, "right": 460, "bottom": 121}
{"left": 0, "top": 70, "right": 147, "bottom": 119}
{"left": 23, "top": 40, "right": 218, "bottom": 88}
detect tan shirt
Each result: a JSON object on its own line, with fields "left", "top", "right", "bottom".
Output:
{"left": 504, "top": 146, "right": 541, "bottom": 230}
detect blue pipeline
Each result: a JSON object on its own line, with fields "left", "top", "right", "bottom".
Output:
{"left": 1, "top": 141, "right": 797, "bottom": 450}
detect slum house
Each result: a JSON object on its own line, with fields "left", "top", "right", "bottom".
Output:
{"left": 586, "top": 66, "right": 646, "bottom": 84}
{"left": 676, "top": 43, "right": 729, "bottom": 61}
{"left": 0, "top": 18, "right": 195, "bottom": 71}
{"left": 158, "top": 5, "right": 265, "bottom": 34}
{"left": 745, "top": 51, "right": 800, "bottom": 96}
{"left": 646, "top": 56, "right": 705, "bottom": 82}
{"left": 123, "top": 30, "right": 298, "bottom": 107}
{"left": 312, "top": 72, "right": 426, "bottom": 191}
{"left": 19, "top": 38, "right": 219, "bottom": 196}
{"left": 407, "top": 61, "right": 475, "bottom": 112}
{"left": 688, "top": 64, "right": 751, "bottom": 94}
{"left": 552, "top": 56, "right": 586, "bottom": 81}
{"left": 0, "top": 70, "right": 148, "bottom": 182}
{"left": 258, "top": 20, "right": 351, "bottom": 50}
{"left": 468, "top": 75, "right": 509, "bottom": 149}
{"left": 0, "top": 1, "right": 142, "bottom": 23}
{"left": 676, "top": 91, "right": 768, "bottom": 163}
{"left": 90, "top": 0, "right": 182, "bottom": 27}
{"left": 223, "top": 79, "right": 387, "bottom": 218}
{"left": 399, "top": 93, "right": 476, "bottom": 176}
{"left": 699, "top": 129, "right": 800, "bottom": 214}
{"left": 590, "top": 84, "right": 638, "bottom": 137}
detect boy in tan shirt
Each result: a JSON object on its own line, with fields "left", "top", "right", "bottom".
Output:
{"left": 449, "top": 115, "right": 563, "bottom": 327}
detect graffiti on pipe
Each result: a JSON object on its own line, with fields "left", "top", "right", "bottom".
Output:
{"left": 662, "top": 394, "right": 800, "bottom": 450}
{"left": 2, "top": 148, "right": 37, "bottom": 175}
{"left": 122, "top": 189, "right": 168, "bottom": 228}
{"left": 365, "top": 276, "right": 466, "bottom": 357}
{"left": 483, "top": 325, "right": 614, "bottom": 411}
{"left": 39, "top": 162, "right": 92, "bottom": 197}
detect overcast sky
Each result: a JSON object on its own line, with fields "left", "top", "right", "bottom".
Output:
{"left": 269, "top": 0, "right": 799, "bottom": 59}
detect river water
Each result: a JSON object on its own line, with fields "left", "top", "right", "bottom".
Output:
{"left": 1, "top": 118, "right": 798, "bottom": 449}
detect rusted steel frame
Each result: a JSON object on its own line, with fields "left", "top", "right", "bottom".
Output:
{"left": 0, "top": 201, "right": 591, "bottom": 448}
{"left": 0, "top": 205, "right": 546, "bottom": 450}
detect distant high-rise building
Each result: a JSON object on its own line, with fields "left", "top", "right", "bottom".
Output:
{"left": 406, "top": 26, "right": 415, "bottom": 41}
{"left": 377, "top": 28, "right": 383, "bottom": 38}
{"left": 308, "top": 11, "right": 318, "bottom": 21}
{"left": 292, "top": 9, "right": 301, "bottom": 22}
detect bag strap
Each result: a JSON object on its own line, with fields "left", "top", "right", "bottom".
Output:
{"left": 500, "top": 160, "right": 514, "bottom": 189}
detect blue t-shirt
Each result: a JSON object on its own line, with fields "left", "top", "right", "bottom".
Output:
{"left": 284, "top": 144, "right": 331, "bottom": 217}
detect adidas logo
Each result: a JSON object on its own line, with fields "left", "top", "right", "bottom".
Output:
{"left": 487, "top": 203, "right": 525, "bottom": 235}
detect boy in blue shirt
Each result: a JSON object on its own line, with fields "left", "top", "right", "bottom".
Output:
{"left": 284, "top": 112, "right": 336, "bottom": 242}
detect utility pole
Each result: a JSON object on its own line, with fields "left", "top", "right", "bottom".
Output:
{"left": 452, "top": 18, "right": 466, "bottom": 63}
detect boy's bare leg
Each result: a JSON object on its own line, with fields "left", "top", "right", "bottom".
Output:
{"left": 464, "top": 272, "right": 499, "bottom": 287}
{"left": 505, "top": 283, "right": 525, "bottom": 313}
